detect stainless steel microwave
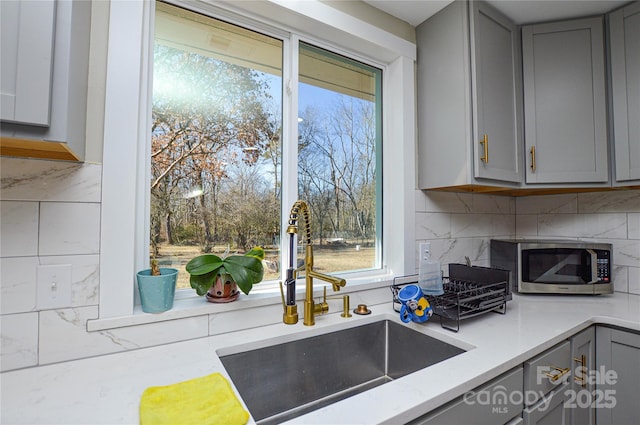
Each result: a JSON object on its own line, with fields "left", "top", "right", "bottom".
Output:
{"left": 490, "top": 239, "right": 613, "bottom": 295}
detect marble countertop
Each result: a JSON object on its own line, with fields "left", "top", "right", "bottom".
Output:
{"left": 2, "top": 292, "right": 639, "bottom": 425}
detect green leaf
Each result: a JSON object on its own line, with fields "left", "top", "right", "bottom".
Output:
{"left": 189, "top": 271, "right": 218, "bottom": 296}
{"left": 186, "top": 254, "right": 223, "bottom": 276}
{"left": 224, "top": 255, "right": 264, "bottom": 295}
{"left": 245, "top": 246, "right": 265, "bottom": 260}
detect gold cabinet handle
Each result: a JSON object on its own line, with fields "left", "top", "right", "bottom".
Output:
{"left": 543, "top": 366, "right": 570, "bottom": 382}
{"left": 574, "top": 355, "right": 587, "bottom": 388}
{"left": 480, "top": 134, "right": 489, "bottom": 164}
{"left": 530, "top": 146, "right": 536, "bottom": 172}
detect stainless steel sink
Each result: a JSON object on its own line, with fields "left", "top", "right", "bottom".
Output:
{"left": 219, "top": 319, "right": 466, "bottom": 424}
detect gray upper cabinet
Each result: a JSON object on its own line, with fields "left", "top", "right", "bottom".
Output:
{"left": 417, "top": 0, "right": 523, "bottom": 190}
{"left": 0, "top": 0, "right": 91, "bottom": 161}
{"left": 609, "top": 1, "right": 640, "bottom": 184}
{"left": 470, "top": 1, "right": 523, "bottom": 184}
{"left": 522, "top": 17, "right": 609, "bottom": 184}
{"left": 0, "top": 0, "right": 55, "bottom": 126}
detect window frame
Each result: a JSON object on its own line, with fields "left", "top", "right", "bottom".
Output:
{"left": 94, "top": 0, "right": 416, "bottom": 328}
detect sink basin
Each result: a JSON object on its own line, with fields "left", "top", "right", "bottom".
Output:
{"left": 218, "top": 319, "right": 466, "bottom": 424}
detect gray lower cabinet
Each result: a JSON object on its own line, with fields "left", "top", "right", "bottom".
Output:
{"left": 417, "top": 0, "right": 522, "bottom": 190}
{"left": 522, "top": 17, "right": 608, "bottom": 184}
{"left": 609, "top": 1, "right": 640, "bottom": 184}
{"left": 569, "top": 327, "right": 595, "bottom": 425}
{"left": 410, "top": 366, "right": 524, "bottom": 425}
{"left": 596, "top": 326, "right": 640, "bottom": 425}
{"left": 410, "top": 326, "right": 639, "bottom": 425}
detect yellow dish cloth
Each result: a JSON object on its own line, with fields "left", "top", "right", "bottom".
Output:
{"left": 140, "top": 373, "right": 249, "bottom": 425}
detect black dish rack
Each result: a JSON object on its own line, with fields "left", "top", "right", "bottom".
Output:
{"left": 391, "top": 264, "right": 511, "bottom": 332}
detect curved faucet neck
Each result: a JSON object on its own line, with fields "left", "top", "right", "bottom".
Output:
{"left": 287, "top": 200, "right": 312, "bottom": 245}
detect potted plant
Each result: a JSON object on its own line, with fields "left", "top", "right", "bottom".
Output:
{"left": 186, "top": 246, "right": 265, "bottom": 303}
{"left": 136, "top": 259, "right": 179, "bottom": 313}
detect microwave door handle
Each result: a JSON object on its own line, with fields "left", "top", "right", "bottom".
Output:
{"left": 586, "top": 249, "right": 598, "bottom": 284}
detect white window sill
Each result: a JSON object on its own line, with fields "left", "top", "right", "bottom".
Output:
{"left": 87, "top": 273, "right": 396, "bottom": 332}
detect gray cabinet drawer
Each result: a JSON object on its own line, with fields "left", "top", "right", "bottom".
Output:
{"left": 523, "top": 382, "right": 570, "bottom": 425}
{"left": 524, "top": 341, "right": 570, "bottom": 406}
{"left": 412, "top": 366, "right": 524, "bottom": 425}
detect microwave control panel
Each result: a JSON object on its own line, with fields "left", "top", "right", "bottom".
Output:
{"left": 596, "top": 250, "right": 611, "bottom": 283}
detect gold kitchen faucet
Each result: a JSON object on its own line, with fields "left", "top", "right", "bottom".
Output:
{"left": 280, "top": 200, "right": 346, "bottom": 326}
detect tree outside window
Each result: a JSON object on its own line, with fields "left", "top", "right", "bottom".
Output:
{"left": 151, "top": 2, "right": 381, "bottom": 290}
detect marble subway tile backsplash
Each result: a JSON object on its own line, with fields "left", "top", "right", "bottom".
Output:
{"left": 629, "top": 213, "right": 640, "bottom": 239}
{"left": 1, "top": 156, "right": 639, "bottom": 373}
{"left": 0, "top": 312, "right": 39, "bottom": 370}
{"left": 39, "top": 202, "right": 101, "bottom": 255}
{"left": 537, "top": 213, "right": 628, "bottom": 239}
{"left": 1, "top": 158, "right": 106, "bottom": 371}
{"left": 415, "top": 192, "right": 516, "bottom": 268}
{"left": 0, "top": 201, "right": 39, "bottom": 257}
{"left": 515, "top": 193, "right": 577, "bottom": 214}
{"left": 416, "top": 190, "right": 639, "bottom": 297}
{"left": 577, "top": 191, "right": 640, "bottom": 213}
{"left": 0, "top": 158, "right": 101, "bottom": 202}
{"left": 515, "top": 192, "right": 640, "bottom": 295}
{"left": 39, "top": 307, "right": 209, "bottom": 364}
{"left": 1, "top": 257, "right": 38, "bottom": 314}
{"left": 40, "top": 254, "right": 100, "bottom": 307}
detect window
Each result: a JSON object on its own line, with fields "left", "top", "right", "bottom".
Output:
{"left": 96, "top": 0, "right": 415, "bottom": 323}
{"left": 297, "top": 42, "right": 382, "bottom": 275}
{"left": 149, "top": 2, "right": 381, "bottom": 291}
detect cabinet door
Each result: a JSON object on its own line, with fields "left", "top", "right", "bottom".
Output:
{"left": 416, "top": 0, "right": 522, "bottom": 190}
{"left": 609, "top": 2, "right": 640, "bottom": 183}
{"left": 0, "top": 0, "right": 55, "bottom": 126}
{"left": 596, "top": 327, "right": 640, "bottom": 425}
{"left": 522, "top": 17, "right": 608, "bottom": 184}
{"left": 416, "top": 0, "right": 473, "bottom": 189}
{"left": 523, "top": 382, "right": 571, "bottom": 425}
{"left": 570, "top": 327, "right": 595, "bottom": 425}
{"left": 471, "top": 1, "right": 523, "bottom": 183}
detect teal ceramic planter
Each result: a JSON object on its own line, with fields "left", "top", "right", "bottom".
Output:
{"left": 136, "top": 268, "right": 178, "bottom": 313}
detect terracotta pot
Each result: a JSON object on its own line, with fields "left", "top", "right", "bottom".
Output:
{"left": 205, "top": 273, "right": 240, "bottom": 303}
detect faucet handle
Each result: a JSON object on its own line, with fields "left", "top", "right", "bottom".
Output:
{"left": 315, "top": 286, "right": 329, "bottom": 315}
{"left": 278, "top": 280, "right": 286, "bottom": 313}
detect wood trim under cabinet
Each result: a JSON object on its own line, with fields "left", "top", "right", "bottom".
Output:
{"left": 0, "top": 136, "right": 81, "bottom": 162}
{"left": 428, "top": 184, "right": 640, "bottom": 197}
